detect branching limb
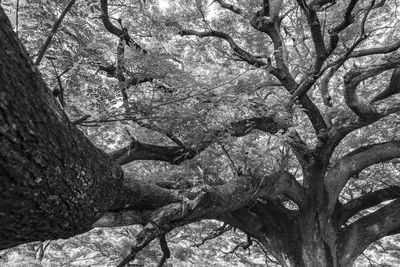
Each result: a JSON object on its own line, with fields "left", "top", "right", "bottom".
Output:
{"left": 100, "top": 0, "right": 147, "bottom": 53}
{"left": 280, "top": 172, "right": 307, "bottom": 207}
{"left": 292, "top": 0, "right": 374, "bottom": 102}
{"left": 111, "top": 170, "right": 299, "bottom": 266}
{"left": 286, "top": 129, "right": 313, "bottom": 168}
{"left": 327, "top": 0, "right": 359, "bottom": 54}
{"left": 249, "top": 7, "right": 327, "bottom": 134}
{"left": 225, "top": 234, "right": 253, "bottom": 254}
{"left": 96, "top": 170, "right": 301, "bottom": 229}
{"left": 194, "top": 223, "right": 232, "bottom": 247}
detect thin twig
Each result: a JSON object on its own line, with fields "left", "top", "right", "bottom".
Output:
{"left": 72, "top": 115, "right": 91, "bottom": 125}
{"left": 15, "top": 0, "right": 19, "bottom": 38}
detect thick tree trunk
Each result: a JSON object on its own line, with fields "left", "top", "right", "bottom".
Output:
{"left": 0, "top": 7, "right": 123, "bottom": 249}
{"left": 299, "top": 217, "right": 335, "bottom": 267}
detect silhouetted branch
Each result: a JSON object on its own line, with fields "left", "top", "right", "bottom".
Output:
{"left": 35, "top": 0, "right": 76, "bottom": 65}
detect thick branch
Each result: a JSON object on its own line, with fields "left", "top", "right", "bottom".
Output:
{"left": 344, "top": 53, "right": 400, "bottom": 119}
{"left": 324, "top": 141, "right": 400, "bottom": 213}
{"left": 328, "top": 0, "right": 359, "bottom": 54}
{"left": 95, "top": 170, "right": 304, "bottom": 228}
{"left": 0, "top": 7, "right": 123, "bottom": 249}
{"left": 371, "top": 68, "right": 400, "bottom": 103}
{"left": 338, "top": 198, "right": 400, "bottom": 266}
{"left": 338, "top": 186, "right": 400, "bottom": 225}
{"left": 295, "top": 0, "right": 327, "bottom": 70}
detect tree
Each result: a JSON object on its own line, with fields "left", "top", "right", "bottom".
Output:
{"left": 1, "top": 0, "right": 400, "bottom": 266}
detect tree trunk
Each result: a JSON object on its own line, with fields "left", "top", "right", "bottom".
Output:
{"left": 0, "top": 7, "right": 123, "bottom": 249}
{"left": 298, "top": 216, "right": 335, "bottom": 267}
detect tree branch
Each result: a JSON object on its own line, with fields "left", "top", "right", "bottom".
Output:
{"left": 96, "top": 170, "right": 302, "bottom": 229}
{"left": 214, "top": 0, "right": 243, "bottom": 15}
{"left": 327, "top": 0, "right": 359, "bottom": 54}
{"left": 338, "top": 186, "right": 400, "bottom": 225}
{"left": 179, "top": 29, "right": 268, "bottom": 67}
{"left": 194, "top": 223, "right": 232, "bottom": 247}
{"left": 324, "top": 140, "right": 400, "bottom": 213}
{"left": 110, "top": 115, "right": 290, "bottom": 166}
{"left": 338, "top": 198, "right": 400, "bottom": 266}
{"left": 344, "top": 52, "right": 400, "bottom": 119}
{"left": 350, "top": 40, "right": 400, "bottom": 58}
{"left": 157, "top": 234, "right": 170, "bottom": 267}
{"left": 35, "top": 0, "right": 76, "bottom": 65}
{"left": 295, "top": 0, "right": 327, "bottom": 71}
{"left": 100, "top": 0, "right": 147, "bottom": 53}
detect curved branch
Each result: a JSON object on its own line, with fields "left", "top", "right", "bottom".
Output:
{"left": 100, "top": 0, "right": 147, "bottom": 53}
{"left": 344, "top": 53, "right": 400, "bottom": 119}
{"left": 338, "top": 198, "right": 400, "bottom": 266}
{"left": 324, "top": 141, "right": 400, "bottom": 213}
{"left": 179, "top": 29, "right": 268, "bottom": 67}
{"left": 337, "top": 186, "right": 400, "bottom": 225}
{"left": 214, "top": 0, "right": 243, "bottom": 15}
{"left": 371, "top": 68, "right": 400, "bottom": 103}
{"left": 327, "top": 0, "right": 359, "bottom": 54}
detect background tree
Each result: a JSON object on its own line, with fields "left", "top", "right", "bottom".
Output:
{"left": 1, "top": 0, "right": 400, "bottom": 266}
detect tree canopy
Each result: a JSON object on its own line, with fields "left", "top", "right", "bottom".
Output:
{"left": 1, "top": 0, "right": 400, "bottom": 266}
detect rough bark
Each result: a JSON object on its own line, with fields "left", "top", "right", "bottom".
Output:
{"left": 0, "top": 7, "right": 123, "bottom": 249}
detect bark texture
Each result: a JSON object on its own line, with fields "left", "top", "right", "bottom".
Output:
{"left": 0, "top": 7, "right": 123, "bottom": 249}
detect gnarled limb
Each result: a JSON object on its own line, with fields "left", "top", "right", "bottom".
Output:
{"left": 95, "top": 170, "right": 304, "bottom": 229}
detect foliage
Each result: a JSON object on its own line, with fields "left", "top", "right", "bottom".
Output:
{"left": 1, "top": 0, "right": 400, "bottom": 266}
